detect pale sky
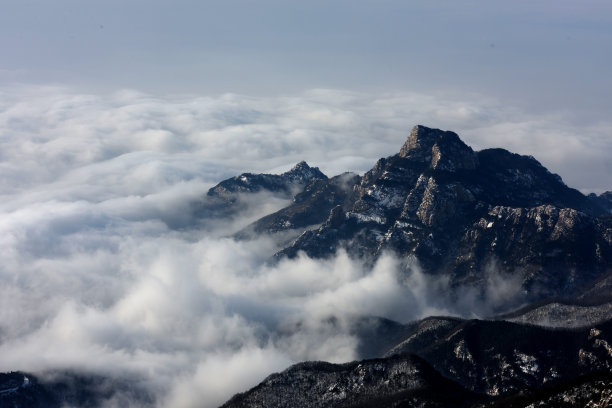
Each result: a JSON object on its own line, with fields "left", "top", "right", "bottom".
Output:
{"left": 2, "top": 0, "right": 612, "bottom": 117}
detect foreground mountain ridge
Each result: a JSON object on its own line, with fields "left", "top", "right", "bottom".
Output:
{"left": 222, "top": 316, "right": 612, "bottom": 408}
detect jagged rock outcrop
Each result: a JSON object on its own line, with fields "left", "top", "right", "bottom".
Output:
{"left": 275, "top": 125, "right": 612, "bottom": 304}
{"left": 399, "top": 125, "right": 478, "bottom": 171}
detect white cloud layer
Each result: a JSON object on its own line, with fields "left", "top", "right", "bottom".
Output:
{"left": 0, "top": 85, "right": 610, "bottom": 407}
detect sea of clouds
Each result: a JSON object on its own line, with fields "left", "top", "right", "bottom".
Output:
{"left": 0, "top": 85, "right": 610, "bottom": 407}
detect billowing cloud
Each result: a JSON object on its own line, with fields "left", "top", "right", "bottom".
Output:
{"left": 0, "top": 85, "right": 610, "bottom": 407}
{"left": 1, "top": 86, "right": 610, "bottom": 196}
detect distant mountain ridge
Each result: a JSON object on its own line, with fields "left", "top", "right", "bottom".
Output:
{"left": 192, "top": 160, "right": 328, "bottom": 221}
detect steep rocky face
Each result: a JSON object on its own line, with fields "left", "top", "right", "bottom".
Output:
{"left": 399, "top": 125, "right": 478, "bottom": 171}
{"left": 276, "top": 126, "right": 612, "bottom": 304}
{"left": 449, "top": 205, "right": 611, "bottom": 297}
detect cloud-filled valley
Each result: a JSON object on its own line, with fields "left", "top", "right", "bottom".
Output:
{"left": 1, "top": 86, "right": 611, "bottom": 407}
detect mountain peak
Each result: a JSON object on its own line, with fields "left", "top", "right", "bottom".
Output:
{"left": 399, "top": 125, "right": 477, "bottom": 171}
{"left": 398, "top": 125, "right": 452, "bottom": 157}
{"left": 282, "top": 161, "right": 327, "bottom": 182}
{"left": 290, "top": 160, "right": 312, "bottom": 172}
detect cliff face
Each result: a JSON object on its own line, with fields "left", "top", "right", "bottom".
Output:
{"left": 269, "top": 126, "right": 611, "bottom": 303}
{"left": 215, "top": 125, "right": 612, "bottom": 408}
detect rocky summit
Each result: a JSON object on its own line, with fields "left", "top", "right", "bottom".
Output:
{"left": 262, "top": 125, "right": 611, "bottom": 307}
{"left": 213, "top": 125, "right": 612, "bottom": 408}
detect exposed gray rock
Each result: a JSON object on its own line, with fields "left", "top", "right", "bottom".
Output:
{"left": 399, "top": 125, "right": 478, "bottom": 171}
{"left": 276, "top": 125, "right": 612, "bottom": 307}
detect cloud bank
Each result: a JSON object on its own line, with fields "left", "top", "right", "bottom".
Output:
{"left": 0, "top": 86, "right": 610, "bottom": 407}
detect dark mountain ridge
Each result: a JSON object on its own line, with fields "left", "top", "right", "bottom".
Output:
{"left": 192, "top": 160, "right": 328, "bottom": 221}
{"left": 268, "top": 126, "right": 611, "bottom": 306}
{"left": 221, "top": 353, "right": 486, "bottom": 408}
{"left": 236, "top": 172, "right": 360, "bottom": 239}
{"left": 222, "top": 315, "right": 612, "bottom": 407}
{"left": 213, "top": 125, "right": 612, "bottom": 407}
